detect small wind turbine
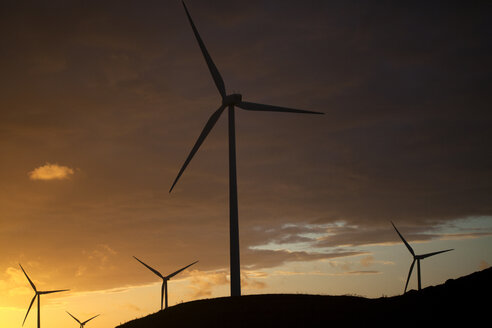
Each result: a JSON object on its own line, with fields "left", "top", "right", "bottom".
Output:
{"left": 133, "top": 256, "right": 198, "bottom": 310}
{"left": 66, "top": 311, "right": 99, "bottom": 328}
{"left": 391, "top": 222, "right": 453, "bottom": 293}
{"left": 171, "top": 0, "right": 323, "bottom": 298}
{"left": 20, "top": 264, "right": 69, "bottom": 328}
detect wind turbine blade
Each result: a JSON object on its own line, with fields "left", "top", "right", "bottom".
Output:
{"left": 19, "top": 264, "right": 37, "bottom": 292}
{"left": 39, "top": 289, "right": 69, "bottom": 294}
{"left": 166, "top": 260, "right": 199, "bottom": 279}
{"left": 169, "top": 105, "right": 226, "bottom": 192}
{"left": 82, "top": 314, "right": 100, "bottom": 325}
{"left": 134, "top": 256, "right": 164, "bottom": 279}
{"left": 391, "top": 221, "right": 415, "bottom": 257}
{"left": 404, "top": 259, "right": 416, "bottom": 294}
{"left": 237, "top": 101, "right": 324, "bottom": 114}
{"left": 182, "top": 1, "right": 226, "bottom": 98}
{"left": 23, "top": 294, "right": 37, "bottom": 326}
{"left": 66, "top": 311, "right": 81, "bottom": 324}
{"left": 419, "top": 249, "right": 453, "bottom": 259}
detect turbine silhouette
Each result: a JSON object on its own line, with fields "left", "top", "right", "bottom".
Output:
{"left": 171, "top": 0, "right": 324, "bottom": 297}
{"left": 66, "top": 311, "right": 99, "bottom": 328}
{"left": 20, "top": 264, "right": 69, "bottom": 328}
{"left": 391, "top": 222, "right": 453, "bottom": 293}
{"left": 133, "top": 256, "right": 198, "bottom": 310}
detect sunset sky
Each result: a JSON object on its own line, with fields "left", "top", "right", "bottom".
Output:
{"left": 1, "top": 1, "right": 491, "bottom": 327}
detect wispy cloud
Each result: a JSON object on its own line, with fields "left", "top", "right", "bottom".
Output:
{"left": 479, "top": 260, "right": 489, "bottom": 270}
{"left": 119, "top": 303, "right": 142, "bottom": 313}
{"left": 241, "top": 272, "right": 267, "bottom": 291}
{"left": 188, "top": 270, "right": 229, "bottom": 298}
{"left": 272, "top": 270, "right": 329, "bottom": 277}
{"left": 344, "top": 271, "right": 381, "bottom": 276}
{"left": 28, "top": 163, "right": 75, "bottom": 180}
{"left": 272, "top": 270, "right": 381, "bottom": 277}
{"left": 186, "top": 269, "right": 268, "bottom": 298}
{"left": 439, "top": 232, "right": 492, "bottom": 241}
{"left": 84, "top": 244, "right": 118, "bottom": 269}
{"left": 0, "top": 267, "right": 32, "bottom": 297}
{"left": 360, "top": 255, "right": 374, "bottom": 267}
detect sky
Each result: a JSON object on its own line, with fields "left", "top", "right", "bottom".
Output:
{"left": 1, "top": 0, "right": 491, "bottom": 327}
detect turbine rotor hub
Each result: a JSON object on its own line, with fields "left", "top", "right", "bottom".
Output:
{"left": 222, "top": 93, "right": 242, "bottom": 106}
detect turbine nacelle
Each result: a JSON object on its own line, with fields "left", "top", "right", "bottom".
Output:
{"left": 133, "top": 256, "right": 198, "bottom": 310}
{"left": 391, "top": 222, "right": 453, "bottom": 293}
{"left": 222, "top": 93, "right": 242, "bottom": 106}
{"left": 20, "top": 264, "right": 69, "bottom": 328}
{"left": 178, "top": 1, "right": 323, "bottom": 297}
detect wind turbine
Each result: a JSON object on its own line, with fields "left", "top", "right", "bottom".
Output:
{"left": 133, "top": 256, "right": 198, "bottom": 310}
{"left": 66, "top": 312, "right": 99, "bottom": 328}
{"left": 391, "top": 222, "right": 453, "bottom": 293}
{"left": 20, "top": 264, "right": 69, "bottom": 328}
{"left": 170, "top": 1, "right": 324, "bottom": 298}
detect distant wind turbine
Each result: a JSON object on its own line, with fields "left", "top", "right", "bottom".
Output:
{"left": 170, "top": 0, "right": 324, "bottom": 298}
{"left": 391, "top": 222, "right": 453, "bottom": 293}
{"left": 20, "top": 264, "right": 69, "bottom": 328}
{"left": 66, "top": 311, "right": 99, "bottom": 328}
{"left": 133, "top": 256, "right": 198, "bottom": 310}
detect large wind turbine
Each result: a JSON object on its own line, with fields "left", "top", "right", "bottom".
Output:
{"left": 391, "top": 222, "right": 453, "bottom": 293}
{"left": 170, "top": 1, "right": 323, "bottom": 298}
{"left": 133, "top": 256, "right": 198, "bottom": 310}
{"left": 66, "top": 311, "right": 99, "bottom": 328}
{"left": 20, "top": 264, "right": 69, "bottom": 328}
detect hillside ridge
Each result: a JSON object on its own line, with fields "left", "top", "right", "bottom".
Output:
{"left": 117, "top": 267, "right": 491, "bottom": 327}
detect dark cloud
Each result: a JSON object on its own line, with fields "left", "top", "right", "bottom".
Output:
{"left": 0, "top": 0, "right": 491, "bottom": 295}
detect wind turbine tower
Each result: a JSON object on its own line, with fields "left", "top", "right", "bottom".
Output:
{"left": 20, "top": 264, "right": 69, "bottom": 328}
{"left": 391, "top": 222, "right": 453, "bottom": 293}
{"left": 134, "top": 256, "right": 198, "bottom": 310}
{"left": 171, "top": 0, "right": 324, "bottom": 297}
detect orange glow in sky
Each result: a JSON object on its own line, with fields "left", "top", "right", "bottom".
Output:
{"left": 1, "top": 1, "right": 491, "bottom": 328}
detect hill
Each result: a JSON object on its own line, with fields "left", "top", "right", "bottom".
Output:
{"left": 117, "top": 267, "right": 491, "bottom": 327}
